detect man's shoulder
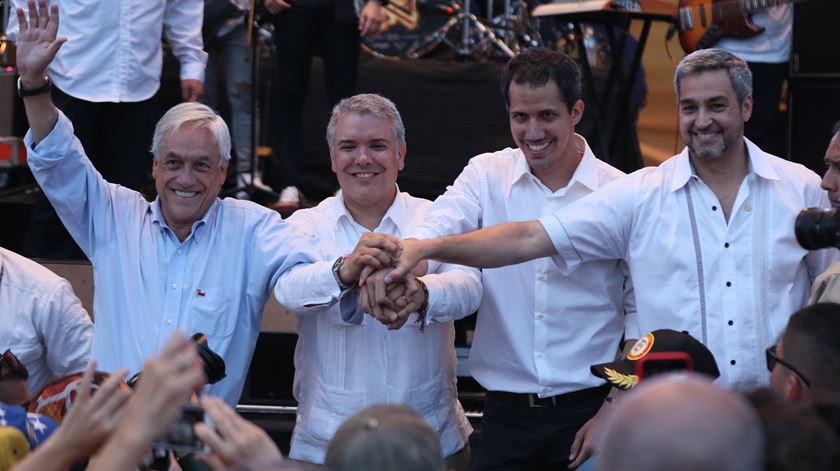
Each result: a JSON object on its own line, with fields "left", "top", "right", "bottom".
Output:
{"left": 0, "top": 248, "right": 68, "bottom": 294}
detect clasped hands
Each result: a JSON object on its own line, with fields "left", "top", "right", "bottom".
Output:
{"left": 341, "top": 234, "right": 427, "bottom": 330}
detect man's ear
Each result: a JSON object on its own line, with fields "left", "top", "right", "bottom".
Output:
{"left": 783, "top": 373, "right": 806, "bottom": 402}
{"left": 570, "top": 99, "right": 585, "bottom": 127}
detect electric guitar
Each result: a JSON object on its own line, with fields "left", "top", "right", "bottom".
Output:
{"left": 677, "top": 0, "right": 799, "bottom": 53}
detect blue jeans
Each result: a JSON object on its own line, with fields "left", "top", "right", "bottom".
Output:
{"left": 203, "top": 22, "right": 253, "bottom": 175}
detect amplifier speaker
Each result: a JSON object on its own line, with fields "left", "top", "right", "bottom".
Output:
{"left": 792, "top": 0, "right": 840, "bottom": 77}
{"left": 787, "top": 79, "right": 840, "bottom": 175}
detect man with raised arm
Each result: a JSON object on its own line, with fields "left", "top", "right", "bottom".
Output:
{"left": 275, "top": 94, "right": 477, "bottom": 469}
{"left": 386, "top": 49, "right": 836, "bottom": 395}
{"left": 13, "top": 1, "right": 390, "bottom": 404}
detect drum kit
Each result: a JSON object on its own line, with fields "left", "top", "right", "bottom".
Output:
{"left": 362, "top": 0, "right": 543, "bottom": 60}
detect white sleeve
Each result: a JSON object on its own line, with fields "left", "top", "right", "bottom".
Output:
{"left": 163, "top": 0, "right": 208, "bottom": 81}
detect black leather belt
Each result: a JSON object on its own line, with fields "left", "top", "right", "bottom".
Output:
{"left": 487, "top": 384, "right": 610, "bottom": 408}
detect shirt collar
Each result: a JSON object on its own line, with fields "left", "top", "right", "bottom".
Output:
{"left": 149, "top": 197, "right": 219, "bottom": 242}
{"left": 670, "top": 137, "right": 781, "bottom": 192}
{"left": 510, "top": 134, "right": 599, "bottom": 194}
{"left": 335, "top": 185, "right": 409, "bottom": 235}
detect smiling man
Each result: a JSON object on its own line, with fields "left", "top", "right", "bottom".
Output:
{"left": 15, "top": 1, "right": 326, "bottom": 404}
{"left": 274, "top": 94, "right": 479, "bottom": 468}
{"left": 385, "top": 48, "right": 837, "bottom": 400}
{"left": 359, "top": 49, "right": 634, "bottom": 471}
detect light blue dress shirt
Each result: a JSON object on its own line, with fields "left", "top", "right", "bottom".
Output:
{"left": 26, "top": 112, "right": 321, "bottom": 404}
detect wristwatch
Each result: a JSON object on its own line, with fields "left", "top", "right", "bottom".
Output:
{"left": 332, "top": 256, "right": 353, "bottom": 291}
{"left": 17, "top": 76, "right": 52, "bottom": 98}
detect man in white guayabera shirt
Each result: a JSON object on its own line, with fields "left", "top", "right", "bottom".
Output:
{"left": 275, "top": 94, "right": 478, "bottom": 469}
{"left": 385, "top": 48, "right": 837, "bottom": 410}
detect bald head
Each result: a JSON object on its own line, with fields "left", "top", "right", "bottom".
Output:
{"left": 597, "top": 375, "right": 764, "bottom": 471}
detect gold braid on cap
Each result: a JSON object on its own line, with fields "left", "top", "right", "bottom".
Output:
{"left": 604, "top": 367, "right": 639, "bottom": 389}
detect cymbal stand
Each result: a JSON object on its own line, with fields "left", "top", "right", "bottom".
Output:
{"left": 418, "top": 0, "right": 515, "bottom": 59}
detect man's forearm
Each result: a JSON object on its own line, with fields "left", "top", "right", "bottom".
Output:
{"left": 21, "top": 84, "right": 59, "bottom": 144}
{"left": 422, "top": 220, "right": 556, "bottom": 268}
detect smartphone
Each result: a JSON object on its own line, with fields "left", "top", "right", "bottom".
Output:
{"left": 151, "top": 404, "right": 211, "bottom": 454}
{"left": 635, "top": 352, "right": 694, "bottom": 381}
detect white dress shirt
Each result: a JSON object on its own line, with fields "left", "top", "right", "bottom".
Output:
{"left": 413, "top": 136, "right": 633, "bottom": 397}
{"left": 25, "top": 112, "right": 321, "bottom": 404}
{"left": 540, "top": 139, "right": 838, "bottom": 390}
{"left": 6, "top": 0, "right": 207, "bottom": 102}
{"left": 0, "top": 248, "right": 92, "bottom": 394}
{"left": 275, "top": 191, "right": 479, "bottom": 463}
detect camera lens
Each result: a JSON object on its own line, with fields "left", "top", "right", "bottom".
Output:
{"left": 795, "top": 208, "right": 840, "bottom": 250}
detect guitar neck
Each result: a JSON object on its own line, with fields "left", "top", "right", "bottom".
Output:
{"left": 739, "top": 0, "right": 795, "bottom": 13}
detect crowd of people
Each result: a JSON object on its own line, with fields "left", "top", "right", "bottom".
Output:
{"left": 2, "top": 0, "right": 840, "bottom": 470}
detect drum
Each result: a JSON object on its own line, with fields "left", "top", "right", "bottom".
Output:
{"left": 362, "top": 0, "right": 454, "bottom": 60}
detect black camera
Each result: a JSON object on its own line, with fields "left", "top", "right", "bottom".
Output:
{"left": 795, "top": 208, "right": 840, "bottom": 250}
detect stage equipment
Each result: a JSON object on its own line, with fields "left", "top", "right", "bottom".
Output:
{"left": 531, "top": 0, "right": 678, "bottom": 172}
{"left": 363, "top": 0, "right": 535, "bottom": 59}
{"left": 676, "top": 0, "right": 800, "bottom": 54}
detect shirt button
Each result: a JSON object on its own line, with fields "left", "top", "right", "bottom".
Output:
{"left": 171, "top": 283, "right": 178, "bottom": 289}
{"left": 537, "top": 352, "right": 544, "bottom": 358}
{"left": 730, "top": 359, "right": 736, "bottom": 365}
{"left": 712, "top": 205, "right": 718, "bottom": 211}
{"left": 542, "top": 386, "right": 550, "bottom": 392}
{"left": 728, "top": 320, "right": 734, "bottom": 326}
{"left": 176, "top": 249, "right": 183, "bottom": 255}
{"left": 537, "top": 313, "right": 544, "bottom": 320}
{"left": 724, "top": 242, "right": 730, "bottom": 248}
{"left": 745, "top": 204, "right": 753, "bottom": 212}
{"left": 166, "top": 319, "right": 173, "bottom": 325}
{"left": 538, "top": 274, "right": 547, "bottom": 281}
{"left": 725, "top": 281, "right": 732, "bottom": 287}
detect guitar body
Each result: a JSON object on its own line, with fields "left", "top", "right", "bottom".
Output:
{"left": 678, "top": 0, "right": 767, "bottom": 53}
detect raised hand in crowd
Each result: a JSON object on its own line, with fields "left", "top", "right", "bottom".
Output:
{"left": 195, "top": 395, "right": 284, "bottom": 470}
{"left": 15, "top": 0, "right": 65, "bottom": 82}
{"left": 11, "top": 362, "right": 130, "bottom": 471}
{"left": 86, "top": 332, "right": 205, "bottom": 471}
{"left": 15, "top": 0, "right": 66, "bottom": 141}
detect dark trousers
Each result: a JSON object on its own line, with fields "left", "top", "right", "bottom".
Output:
{"left": 470, "top": 385, "right": 609, "bottom": 471}
{"left": 744, "top": 61, "right": 788, "bottom": 158}
{"left": 23, "top": 88, "right": 158, "bottom": 260}
{"left": 271, "top": 3, "right": 360, "bottom": 192}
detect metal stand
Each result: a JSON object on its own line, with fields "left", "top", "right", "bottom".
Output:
{"left": 414, "top": 0, "right": 516, "bottom": 59}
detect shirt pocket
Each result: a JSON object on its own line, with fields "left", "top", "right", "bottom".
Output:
{"left": 189, "top": 287, "right": 235, "bottom": 339}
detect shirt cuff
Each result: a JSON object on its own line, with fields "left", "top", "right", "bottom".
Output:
{"left": 538, "top": 214, "right": 581, "bottom": 274}
{"left": 339, "top": 290, "right": 366, "bottom": 325}
{"left": 179, "top": 60, "right": 206, "bottom": 83}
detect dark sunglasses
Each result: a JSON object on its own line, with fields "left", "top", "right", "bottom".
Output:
{"left": 765, "top": 345, "right": 810, "bottom": 387}
{"left": 0, "top": 349, "right": 30, "bottom": 381}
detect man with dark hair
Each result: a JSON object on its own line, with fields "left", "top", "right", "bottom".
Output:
{"left": 362, "top": 48, "right": 633, "bottom": 470}
{"left": 384, "top": 49, "right": 836, "bottom": 394}
{"left": 768, "top": 303, "right": 840, "bottom": 407}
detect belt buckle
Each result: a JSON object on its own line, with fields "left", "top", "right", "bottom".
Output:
{"left": 528, "top": 394, "right": 556, "bottom": 408}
